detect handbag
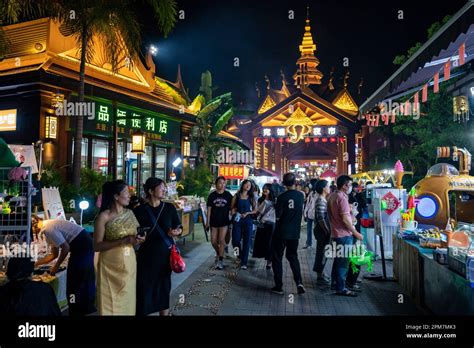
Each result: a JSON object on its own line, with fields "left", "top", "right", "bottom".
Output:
{"left": 253, "top": 201, "right": 273, "bottom": 229}
{"left": 145, "top": 204, "right": 186, "bottom": 273}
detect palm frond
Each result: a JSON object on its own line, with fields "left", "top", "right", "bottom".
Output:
{"left": 145, "top": 0, "right": 177, "bottom": 37}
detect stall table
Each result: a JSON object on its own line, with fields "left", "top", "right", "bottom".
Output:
{"left": 393, "top": 236, "right": 474, "bottom": 314}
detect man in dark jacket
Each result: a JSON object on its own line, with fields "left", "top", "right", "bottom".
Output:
{"left": 270, "top": 172, "right": 306, "bottom": 295}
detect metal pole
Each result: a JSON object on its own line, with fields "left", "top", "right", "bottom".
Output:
{"left": 137, "top": 153, "right": 142, "bottom": 197}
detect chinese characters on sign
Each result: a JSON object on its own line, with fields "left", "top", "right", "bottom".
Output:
{"left": 382, "top": 191, "right": 400, "bottom": 215}
{"left": 84, "top": 100, "right": 180, "bottom": 147}
{"left": 218, "top": 165, "right": 246, "bottom": 179}
{"left": 261, "top": 126, "right": 338, "bottom": 137}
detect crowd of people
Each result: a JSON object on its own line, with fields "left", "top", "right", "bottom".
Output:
{"left": 206, "top": 172, "right": 369, "bottom": 297}
{"left": 0, "top": 171, "right": 370, "bottom": 316}
{"left": 0, "top": 177, "right": 183, "bottom": 316}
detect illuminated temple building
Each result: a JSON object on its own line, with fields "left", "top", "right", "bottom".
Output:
{"left": 228, "top": 14, "right": 365, "bottom": 178}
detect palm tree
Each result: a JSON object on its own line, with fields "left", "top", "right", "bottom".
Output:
{"left": 0, "top": 0, "right": 177, "bottom": 188}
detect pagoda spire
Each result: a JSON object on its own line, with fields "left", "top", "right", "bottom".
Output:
{"left": 293, "top": 8, "right": 323, "bottom": 87}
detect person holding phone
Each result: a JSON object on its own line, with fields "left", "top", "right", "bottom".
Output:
{"left": 133, "top": 177, "right": 182, "bottom": 316}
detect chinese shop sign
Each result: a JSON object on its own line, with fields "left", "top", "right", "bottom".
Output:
{"left": 218, "top": 165, "right": 249, "bottom": 180}
{"left": 79, "top": 101, "right": 181, "bottom": 147}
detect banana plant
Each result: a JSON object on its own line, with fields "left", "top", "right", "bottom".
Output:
{"left": 191, "top": 92, "right": 236, "bottom": 167}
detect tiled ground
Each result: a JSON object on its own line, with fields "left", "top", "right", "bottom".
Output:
{"left": 170, "top": 224, "right": 427, "bottom": 316}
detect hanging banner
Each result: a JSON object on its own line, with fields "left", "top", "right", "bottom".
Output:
{"left": 459, "top": 43, "right": 465, "bottom": 65}
{"left": 444, "top": 60, "right": 451, "bottom": 81}
{"left": 422, "top": 84, "right": 428, "bottom": 103}
{"left": 434, "top": 72, "right": 439, "bottom": 93}
{"left": 8, "top": 145, "right": 39, "bottom": 174}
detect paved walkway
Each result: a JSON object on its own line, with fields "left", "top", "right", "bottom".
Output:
{"left": 170, "top": 224, "right": 426, "bottom": 316}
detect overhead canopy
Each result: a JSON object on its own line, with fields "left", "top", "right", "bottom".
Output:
{"left": 360, "top": 1, "right": 474, "bottom": 113}
{"left": 320, "top": 169, "right": 337, "bottom": 178}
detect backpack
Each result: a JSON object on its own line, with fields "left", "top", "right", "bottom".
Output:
{"left": 305, "top": 191, "right": 318, "bottom": 220}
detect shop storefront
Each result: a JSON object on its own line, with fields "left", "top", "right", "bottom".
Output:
{"left": 69, "top": 97, "right": 182, "bottom": 189}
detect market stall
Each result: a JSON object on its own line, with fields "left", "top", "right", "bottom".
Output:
{"left": 393, "top": 146, "right": 474, "bottom": 314}
{"left": 165, "top": 195, "right": 203, "bottom": 242}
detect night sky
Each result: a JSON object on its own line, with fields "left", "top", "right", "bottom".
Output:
{"left": 139, "top": 0, "right": 467, "bottom": 110}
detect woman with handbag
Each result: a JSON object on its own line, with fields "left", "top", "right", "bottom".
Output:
{"left": 133, "top": 177, "right": 183, "bottom": 316}
{"left": 252, "top": 184, "right": 276, "bottom": 269}
{"left": 231, "top": 180, "right": 258, "bottom": 270}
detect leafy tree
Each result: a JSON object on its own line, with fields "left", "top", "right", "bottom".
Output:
{"left": 177, "top": 163, "right": 212, "bottom": 198}
{"left": 393, "top": 16, "right": 451, "bottom": 66}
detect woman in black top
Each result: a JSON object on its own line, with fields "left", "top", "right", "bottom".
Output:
{"left": 206, "top": 176, "right": 233, "bottom": 270}
{"left": 133, "top": 177, "right": 182, "bottom": 316}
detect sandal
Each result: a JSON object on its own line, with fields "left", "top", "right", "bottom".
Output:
{"left": 336, "top": 290, "right": 358, "bottom": 297}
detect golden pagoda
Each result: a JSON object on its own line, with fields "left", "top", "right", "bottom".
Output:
{"left": 294, "top": 8, "right": 323, "bottom": 87}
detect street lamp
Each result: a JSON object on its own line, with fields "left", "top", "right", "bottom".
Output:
{"left": 131, "top": 130, "right": 146, "bottom": 196}
{"left": 170, "top": 157, "right": 182, "bottom": 181}
{"left": 149, "top": 45, "right": 158, "bottom": 56}
{"left": 79, "top": 199, "right": 89, "bottom": 226}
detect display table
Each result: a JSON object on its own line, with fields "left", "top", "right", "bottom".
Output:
{"left": 177, "top": 208, "right": 198, "bottom": 243}
{"left": 393, "top": 236, "right": 474, "bottom": 315}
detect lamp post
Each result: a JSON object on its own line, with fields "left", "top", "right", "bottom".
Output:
{"left": 79, "top": 199, "right": 89, "bottom": 226}
{"left": 131, "top": 130, "right": 146, "bottom": 196}
{"left": 170, "top": 157, "right": 182, "bottom": 181}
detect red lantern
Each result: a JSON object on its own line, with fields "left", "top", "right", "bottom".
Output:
{"left": 313, "top": 138, "right": 320, "bottom": 143}
{"left": 263, "top": 138, "right": 269, "bottom": 143}
{"left": 285, "top": 138, "right": 291, "bottom": 143}
{"left": 278, "top": 138, "right": 284, "bottom": 143}
{"left": 256, "top": 138, "right": 262, "bottom": 143}
{"left": 271, "top": 137, "right": 275, "bottom": 143}
{"left": 330, "top": 137, "right": 336, "bottom": 143}
{"left": 339, "top": 137, "right": 345, "bottom": 143}
{"left": 322, "top": 138, "right": 328, "bottom": 143}
{"left": 305, "top": 137, "right": 310, "bottom": 143}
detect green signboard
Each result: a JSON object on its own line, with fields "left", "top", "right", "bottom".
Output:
{"left": 76, "top": 99, "right": 181, "bottom": 148}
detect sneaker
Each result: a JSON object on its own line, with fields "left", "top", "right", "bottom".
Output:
{"left": 271, "top": 286, "right": 284, "bottom": 295}
{"left": 297, "top": 284, "right": 306, "bottom": 295}
{"left": 240, "top": 265, "right": 248, "bottom": 270}
{"left": 216, "top": 260, "right": 224, "bottom": 270}
{"left": 317, "top": 275, "right": 331, "bottom": 285}
{"left": 347, "top": 284, "right": 362, "bottom": 292}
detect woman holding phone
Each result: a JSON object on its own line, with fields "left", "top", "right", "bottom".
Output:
{"left": 133, "top": 177, "right": 182, "bottom": 316}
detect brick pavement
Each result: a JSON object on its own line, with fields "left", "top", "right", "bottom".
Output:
{"left": 170, "top": 224, "right": 426, "bottom": 316}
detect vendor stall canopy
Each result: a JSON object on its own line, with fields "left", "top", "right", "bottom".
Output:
{"left": 360, "top": 0, "right": 474, "bottom": 113}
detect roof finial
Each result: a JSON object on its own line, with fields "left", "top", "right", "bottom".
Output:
{"left": 264, "top": 75, "right": 271, "bottom": 90}
{"left": 255, "top": 82, "right": 261, "bottom": 99}
{"left": 343, "top": 70, "right": 350, "bottom": 88}
{"left": 280, "top": 69, "right": 287, "bottom": 85}
{"left": 306, "top": 6, "right": 310, "bottom": 21}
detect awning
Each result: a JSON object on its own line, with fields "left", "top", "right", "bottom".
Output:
{"left": 320, "top": 170, "right": 337, "bottom": 178}
{"left": 360, "top": 1, "right": 474, "bottom": 113}
{"left": 252, "top": 168, "right": 279, "bottom": 177}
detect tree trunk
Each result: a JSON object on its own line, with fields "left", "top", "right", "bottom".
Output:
{"left": 72, "top": 27, "right": 88, "bottom": 188}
